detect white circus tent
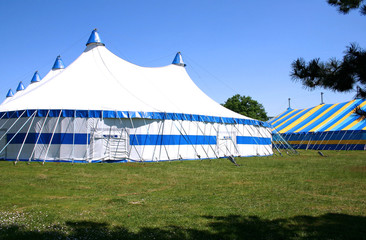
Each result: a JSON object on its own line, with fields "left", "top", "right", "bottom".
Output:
{"left": 0, "top": 29, "right": 272, "bottom": 163}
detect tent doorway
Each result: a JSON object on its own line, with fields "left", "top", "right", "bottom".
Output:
{"left": 103, "top": 129, "right": 129, "bottom": 160}
{"left": 216, "top": 130, "right": 237, "bottom": 157}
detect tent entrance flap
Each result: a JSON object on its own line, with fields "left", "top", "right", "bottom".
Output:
{"left": 216, "top": 130, "right": 237, "bottom": 156}
{"left": 102, "top": 129, "right": 129, "bottom": 160}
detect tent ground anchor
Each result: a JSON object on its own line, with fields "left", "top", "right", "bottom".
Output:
{"left": 318, "top": 151, "right": 326, "bottom": 157}
{"left": 228, "top": 155, "right": 240, "bottom": 167}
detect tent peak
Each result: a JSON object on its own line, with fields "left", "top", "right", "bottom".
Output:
{"left": 52, "top": 55, "right": 65, "bottom": 70}
{"left": 172, "top": 52, "right": 186, "bottom": 67}
{"left": 16, "top": 82, "right": 25, "bottom": 92}
{"left": 86, "top": 29, "right": 105, "bottom": 47}
{"left": 6, "top": 89, "right": 14, "bottom": 98}
{"left": 31, "top": 71, "right": 41, "bottom": 84}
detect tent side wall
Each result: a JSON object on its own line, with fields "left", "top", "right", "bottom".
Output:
{"left": 280, "top": 131, "right": 366, "bottom": 150}
{"left": 0, "top": 114, "right": 272, "bottom": 162}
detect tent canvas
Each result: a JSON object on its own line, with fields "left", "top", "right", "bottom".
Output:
{"left": 269, "top": 99, "right": 366, "bottom": 150}
{"left": 0, "top": 30, "right": 272, "bottom": 163}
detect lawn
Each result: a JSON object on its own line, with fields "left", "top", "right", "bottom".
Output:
{"left": 0, "top": 150, "right": 365, "bottom": 239}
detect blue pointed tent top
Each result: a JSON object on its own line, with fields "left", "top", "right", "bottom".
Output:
{"left": 6, "top": 89, "right": 14, "bottom": 98}
{"left": 16, "top": 82, "right": 25, "bottom": 92}
{"left": 52, "top": 55, "right": 65, "bottom": 70}
{"left": 31, "top": 71, "right": 41, "bottom": 83}
{"left": 86, "top": 29, "right": 105, "bottom": 46}
{"left": 17, "top": 82, "right": 25, "bottom": 92}
{"left": 172, "top": 52, "right": 186, "bottom": 67}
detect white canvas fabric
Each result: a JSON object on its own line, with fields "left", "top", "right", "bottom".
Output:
{"left": 0, "top": 44, "right": 249, "bottom": 120}
{"left": 2, "top": 68, "right": 64, "bottom": 106}
{"left": 0, "top": 30, "right": 272, "bottom": 163}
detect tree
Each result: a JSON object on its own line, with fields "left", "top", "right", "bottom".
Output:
{"left": 223, "top": 94, "right": 269, "bottom": 121}
{"left": 291, "top": 0, "right": 366, "bottom": 117}
{"left": 328, "top": 0, "right": 366, "bottom": 15}
{"left": 291, "top": 43, "right": 366, "bottom": 98}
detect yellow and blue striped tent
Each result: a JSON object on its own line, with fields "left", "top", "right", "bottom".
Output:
{"left": 269, "top": 99, "right": 366, "bottom": 150}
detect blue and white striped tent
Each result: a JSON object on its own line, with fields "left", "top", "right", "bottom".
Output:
{"left": 0, "top": 30, "right": 272, "bottom": 163}
{"left": 269, "top": 99, "right": 366, "bottom": 150}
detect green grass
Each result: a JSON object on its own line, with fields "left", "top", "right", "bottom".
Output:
{"left": 0, "top": 150, "right": 365, "bottom": 239}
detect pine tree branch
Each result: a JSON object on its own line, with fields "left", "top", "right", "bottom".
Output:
{"left": 354, "top": 106, "right": 366, "bottom": 120}
{"left": 290, "top": 44, "right": 366, "bottom": 97}
{"left": 327, "top": 0, "right": 366, "bottom": 15}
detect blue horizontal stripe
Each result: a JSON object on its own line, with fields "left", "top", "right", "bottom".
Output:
{"left": 7, "top": 133, "right": 90, "bottom": 145}
{"left": 130, "top": 134, "right": 217, "bottom": 145}
{"left": 280, "top": 130, "right": 366, "bottom": 142}
{"left": 284, "top": 144, "right": 365, "bottom": 151}
{"left": 0, "top": 109, "right": 271, "bottom": 128}
{"left": 1, "top": 152, "right": 273, "bottom": 163}
{"left": 236, "top": 136, "right": 271, "bottom": 145}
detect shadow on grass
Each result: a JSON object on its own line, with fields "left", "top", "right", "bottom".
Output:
{"left": 1, "top": 213, "right": 365, "bottom": 240}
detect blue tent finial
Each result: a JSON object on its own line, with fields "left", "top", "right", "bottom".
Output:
{"left": 52, "top": 55, "right": 65, "bottom": 70}
{"left": 6, "top": 89, "right": 14, "bottom": 98}
{"left": 16, "top": 82, "right": 25, "bottom": 92}
{"left": 31, "top": 71, "right": 41, "bottom": 83}
{"left": 86, "top": 29, "right": 105, "bottom": 46}
{"left": 172, "top": 52, "right": 186, "bottom": 67}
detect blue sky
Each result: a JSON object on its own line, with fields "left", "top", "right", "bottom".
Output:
{"left": 1, "top": 0, "right": 365, "bottom": 117}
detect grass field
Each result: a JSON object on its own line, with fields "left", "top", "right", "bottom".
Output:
{"left": 0, "top": 150, "right": 365, "bottom": 239}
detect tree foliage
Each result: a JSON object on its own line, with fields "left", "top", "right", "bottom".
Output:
{"left": 291, "top": 43, "right": 366, "bottom": 98}
{"left": 291, "top": 0, "right": 366, "bottom": 97}
{"left": 328, "top": 0, "right": 366, "bottom": 15}
{"left": 223, "top": 94, "right": 268, "bottom": 121}
{"left": 290, "top": 1, "right": 366, "bottom": 118}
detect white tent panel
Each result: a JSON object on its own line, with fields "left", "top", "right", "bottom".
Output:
{"left": 0, "top": 30, "right": 272, "bottom": 163}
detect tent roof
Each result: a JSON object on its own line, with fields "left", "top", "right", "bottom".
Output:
{"left": 269, "top": 99, "right": 366, "bottom": 133}
{"left": 0, "top": 30, "right": 267, "bottom": 125}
